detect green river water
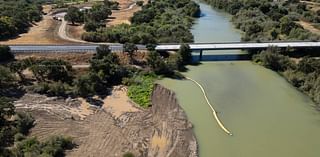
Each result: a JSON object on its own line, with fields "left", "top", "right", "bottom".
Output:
{"left": 159, "top": 2, "right": 320, "bottom": 157}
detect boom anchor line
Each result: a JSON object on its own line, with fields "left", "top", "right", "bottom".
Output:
{"left": 186, "top": 77, "right": 233, "bottom": 136}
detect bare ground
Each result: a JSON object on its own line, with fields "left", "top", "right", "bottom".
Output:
{"left": 297, "top": 20, "right": 320, "bottom": 36}
{"left": 0, "top": 5, "right": 71, "bottom": 45}
{"left": 14, "top": 85, "right": 197, "bottom": 157}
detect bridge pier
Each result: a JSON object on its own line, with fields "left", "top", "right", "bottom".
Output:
{"left": 199, "top": 50, "right": 203, "bottom": 61}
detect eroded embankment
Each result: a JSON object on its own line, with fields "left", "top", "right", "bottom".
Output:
{"left": 15, "top": 85, "right": 197, "bottom": 157}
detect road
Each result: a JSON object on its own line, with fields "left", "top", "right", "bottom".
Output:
{"left": 56, "top": 1, "right": 138, "bottom": 44}
{"left": 9, "top": 44, "right": 146, "bottom": 53}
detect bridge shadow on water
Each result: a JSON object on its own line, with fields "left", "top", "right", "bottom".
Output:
{"left": 192, "top": 54, "right": 251, "bottom": 62}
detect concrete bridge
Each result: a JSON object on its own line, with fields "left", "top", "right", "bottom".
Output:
{"left": 155, "top": 41, "right": 320, "bottom": 60}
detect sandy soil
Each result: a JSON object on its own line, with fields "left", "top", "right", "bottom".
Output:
{"left": 68, "top": 0, "right": 144, "bottom": 39}
{"left": 297, "top": 20, "right": 320, "bottom": 36}
{"left": 67, "top": 24, "right": 85, "bottom": 40}
{"left": 301, "top": 0, "right": 320, "bottom": 12}
{"left": 0, "top": 15, "right": 69, "bottom": 45}
{"left": 107, "top": 0, "right": 148, "bottom": 26}
{"left": 103, "top": 86, "right": 140, "bottom": 118}
{"left": 14, "top": 85, "right": 197, "bottom": 157}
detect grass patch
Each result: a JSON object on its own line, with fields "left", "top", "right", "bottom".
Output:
{"left": 126, "top": 73, "right": 156, "bottom": 108}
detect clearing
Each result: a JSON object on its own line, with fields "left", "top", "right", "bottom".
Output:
{"left": 297, "top": 20, "right": 320, "bottom": 36}
{"left": 14, "top": 85, "right": 197, "bottom": 157}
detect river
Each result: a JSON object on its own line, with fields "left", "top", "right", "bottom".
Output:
{"left": 159, "top": 1, "right": 320, "bottom": 157}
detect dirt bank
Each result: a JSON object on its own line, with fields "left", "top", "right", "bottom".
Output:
{"left": 15, "top": 84, "right": 198, "bottom": 157}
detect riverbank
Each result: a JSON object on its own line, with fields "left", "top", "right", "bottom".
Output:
{"left": 15, "top": 84, "right": 197, "bottom": 157}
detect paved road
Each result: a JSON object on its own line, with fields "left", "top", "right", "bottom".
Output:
{"left": 9, "top": 45, "right": 146, "bottom": 53}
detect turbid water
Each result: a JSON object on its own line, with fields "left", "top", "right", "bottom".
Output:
{"left": 160, "top": 1, "right": 320, "bottom": 157}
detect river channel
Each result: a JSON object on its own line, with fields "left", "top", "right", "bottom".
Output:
{"left": 159, "top": 1, "right": 320, "bottom": 157}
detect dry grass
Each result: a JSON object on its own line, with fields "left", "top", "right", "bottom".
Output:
{"left": 67, "top": 24, "right": 85, "bottom": 40}
{"left": 15, "top": 52, "right": 94, "bottom": 65}
{"left": 0, "top": 7, "right": 70, "bottom": 45}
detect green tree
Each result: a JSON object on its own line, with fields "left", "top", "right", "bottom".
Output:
{"left": 30, "top": 59, "right": 73, "bottom": 83}
{"left": 87, "top": 4, "right": 111, "bottom": 23}
{"left": 123, "top": 43, "right": 138, "bottom": 64}
{"left": 0, "top": 46, "right": 14, "bottom": 62}
{"left": 95, "top": 45, "right": 112, "bottom": 59}
{"left": 15, "top": 112, "right": 35, "bottom": 135}
{"left": 0, "top": 97, "right": 15, "bottom": 150}
{"left": 280, "top": 16, "right": 297, "bottom": 35}
{"left": 65, "top": 6, "right": 83, "bottom": 25}
{"left": 178, "top": 44, "right": 192, "bottom": 64}
{"left": 9, "top": 61, "right": 27, "bottom": 81}
{"left": 0, "top": 66, "right": 15, "bottom": 87}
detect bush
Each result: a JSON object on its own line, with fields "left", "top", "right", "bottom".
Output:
{"left": 123, "top": 152, "right": 135, "bottom": 157}
{"left": 253, "top": 47, "right": 295, "bottom": 72}
{"left": 0, "top": 66, "right": 15, "bottom": 87}
{"left": 136, "top": 1, "right": 143, "bottom": 6}
{"left": 13, "top": 136, "right": 74, "bottom": 157}
{"left": 127, "top": 73, "right": 156, "bottom": 108}
{"left": 29, "top": 81, "right": 73, "bottom": 97}
{"left": 15, "top": 112, "right": 35, "bottom": 135}
{"left": 0, "top": 46, "right": 14, "bottom": 62}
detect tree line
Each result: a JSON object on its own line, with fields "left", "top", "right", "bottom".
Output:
{"left": 0, "top": 0, "right": 43, "bottom": 40}
{"left": 253, "top": 47, "right": 320, "bottom": 108}
{"left": 205, "top": 0, "right": 320, "bottom": 41}
{"left": 81, "top": 0, "right": 201, "bottom": 44}
{"left": 0, "top": 43, "right": 192, "bottom": 104}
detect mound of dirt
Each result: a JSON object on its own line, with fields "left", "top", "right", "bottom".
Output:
{"left": 14, "top": 84, "right": 198, "bottom": 157}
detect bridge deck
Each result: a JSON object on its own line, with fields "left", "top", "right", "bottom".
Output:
{"left": 155, "top": 41, "right": 320, "bottom": 51}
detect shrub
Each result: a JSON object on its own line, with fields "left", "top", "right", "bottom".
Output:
{"left": 0, "top": 46, "right": 14, "bottom": 62}
{"left": 127, "top": 73, "right": 156, "bottom": 108}
{"left": 15, "top": 112, "right": 35, "bottom": 135}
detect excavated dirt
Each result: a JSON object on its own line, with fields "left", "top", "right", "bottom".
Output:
{"left": 14, "top": 84, "right": 198, "bottom": 157}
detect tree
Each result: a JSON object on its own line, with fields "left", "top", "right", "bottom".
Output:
{"left": 87, "top": 4, "right": 111, "bottom": 23}
{"left": 0, "top": 66, "right": 15, "bottom": 87}
{"left": 9, "top": 61, "right": 27, "bottom": 81}
{"left": 73, "top": 74, "right": 96, "bottom": 97}
{"left": 95, "top": 45, "right": 112, "bottom": 59}
{"left": 65, "top": 6, "right": 83, "bottom": 25}
{"left": 280, "top": 16, "right": 297, "bottom": 35}
{"left": 123, "top": 43, "right": 138, "bottom": 64}
{"left": 30, "top": 59, "right": 73, "bottom": 83}
{"left": 15, "top": 112, "right": 35, "bottom": 135}
{"left": 0, "top": 46, "right": 14, "bottom": 62}
{"left": 0, "top": 97, "right": 15, "bottom": 150}
{"left": 178, "top": 44, "right": 192, "bottom": 64}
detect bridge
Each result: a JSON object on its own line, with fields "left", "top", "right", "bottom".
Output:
{"left": 155, "top": 41, "right": 320, "bottom": 60}
{"left": 7, "top": 41, "right": 320, "bottom": 60}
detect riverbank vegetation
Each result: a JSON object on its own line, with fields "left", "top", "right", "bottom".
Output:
{"left": 253, "top": 47, "right": 320, "bottom": 107}
{"left": 82, "top": 0, "right": 201, "bottom": 44}
{"left": 1, "top": 43, "right": 192, "bottom": 108}
{"left": 205, "top": 0, "right": 320, "bottom": 41}
{"left": 0, "top": 0, "right": 43, "bottom": 40}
